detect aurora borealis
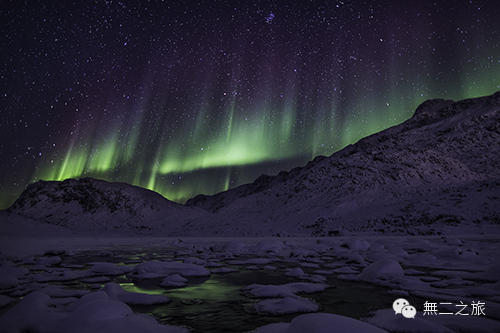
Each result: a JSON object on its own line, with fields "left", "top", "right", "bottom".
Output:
{"left": 1, "top": 0, "right": 499, "bottom": 209}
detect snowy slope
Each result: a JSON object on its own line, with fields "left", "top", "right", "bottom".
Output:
{"left": 5, "top": 92, "right": 500, "bottom": 236}
{"left": 183, "top": 92, "right": 500, "bottom": 236}
{"left": 5, "top": 178, "right": 203, "bottom": 233}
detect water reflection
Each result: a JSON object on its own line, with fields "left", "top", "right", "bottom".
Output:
{"left": 120, "top": 269, "right": 403, "bottom": 333}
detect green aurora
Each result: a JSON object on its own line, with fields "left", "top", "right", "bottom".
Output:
{"left": 1, "top": 0, "right": 499, "bottom": 209}
{"left": 28, "top": 83, "right": 498, "bottom": 205}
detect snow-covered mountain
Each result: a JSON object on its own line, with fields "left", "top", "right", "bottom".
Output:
{"left": 5, "top": 178, "right": 203, "bottom": 233}
{"left": 5, "top": 92, "right": 500, "bottom": 236}
{"left": 183, "top": 91, "right": 500, "bottom": 236}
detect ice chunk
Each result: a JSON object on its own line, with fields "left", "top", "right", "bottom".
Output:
{"left": 430, "top": 281, "right": 448, "bottom": 288}
{"left": 484, "top": 264, "right": 500, "bottom": 281}
{"left": 443, "top": 237, "right": 463, "bottom": 245}
{"left": 305, "top": 274, "right": 327, "bottom": 283}
{"left": 263, "top": 265, "right": 278, "bottom": 271}
{"left": 300, "top": 262, "right": 320, "bottom": 268}
{"left": 81, "top": 276, "right": 111, "bottom": 283}
{"left": 290, "top": 249, "right": 319, "bottom": 258}
{"left": 88, "top": 262, "right": 132, "bottom": 276}
{"left": 65, "top": 313, "right": 190, "bottom": 333}
{"left": 160, "top": 274, "right": 188, "bottom": 288}
{"left": 0, "top": 290, "right": 187, "bottom": 333}
{"left": 245, "top": 265, "right": 259, "bottom": 270}
{"left": 38, "top": 285, "right": 89, "bottom": 298}
{"left": 344, "top": 239, "right": 371, "bottom": 251}
{"left": 211, "top": 267, "right": 238, "bottom": 274}
{"left": 32, "top": 269, "right": 83, "bottom": 282}
{"left": 438, "top": 247, "right": 479, "bottom": 260}
{"left": 183, "top": 257, "right": 207, "bottom": 265}
{"left": 68, "top": 291, "right": 109, "bottom": 311}
{"left": 286, "top": 267, "right": 307, "bottom": 277}
{"left": 219, "top": 241, "right": 250, "bottom": 255}
{"left": 64, "top": 299, "right": 133, "bottom": 324}
{"left": 37, "top": 256, "right": 62, "bottom": 266}
{"left": 102, "top": 283, "right": 170, "bottom": 305}
{"left": 246, "top": 258, "right": 278, "bottom": 264}
{"left": 360, "top": 259, "right": 404, "bottom": 282}
{"left": 333, "top": 267, "right": 359, "bottom": 274}
{"left": 254, "top": 240, "right": 285, "bottom": 254}
{"left": 0, "top": 292, "right": 66, "bottom": 332}
{"left": 243, "top": 282, "right": 329, "bottom": 298}
{"left": 314, "top": 270, "right": 334, "bottom": 275}
{"left": 346, "top": 253, "right": 366, "bottom": 265}
{"left": 0, "top": 266, "right": 29, "bottom": 278}
{"left": 204, "top": 261, "right": 224, "bottom": 267}
{"left": 0, "top": 274, "right": 18, "bottom": 289}
{"left": 336, "top": 274, "right": 360, "bottom": 281}
{"left": 254, "top": 313, "right": 389, "bottom": 332}
{"left": 130, "top": 261, "right": 210, "bottom": 279}
{"left": 0, "top": 294, "right": 13, "bottom": 307}
{"left": 404, "top": 268, "right": 425, "bottom": 275}
{"left": 251, "top": 296, "right": 319, "bottom": 315}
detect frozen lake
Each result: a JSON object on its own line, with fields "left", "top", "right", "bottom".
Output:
{"left": 1, "top": 235, "right": 500, "bottom": 332}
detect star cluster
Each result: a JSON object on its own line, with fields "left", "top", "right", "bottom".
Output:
{"left": 1, "top": 0, "right": 499, "bottom": 209}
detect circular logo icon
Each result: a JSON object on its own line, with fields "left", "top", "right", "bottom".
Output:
{"left": 402, "top": 305, "right": 417, "bottom": 319}
{"left": 393, "top": 298, "right": 409, "bottom": 314}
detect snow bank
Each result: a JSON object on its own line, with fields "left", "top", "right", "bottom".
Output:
{"left": 254, "top": 313, "right": 389, "bottom": 332}
{"left": 64, "top": 299, "right": 133, "bottom": 324}
{"left": 0, "top": 290, "right": 188, "bottom": 333}
{"left": 0, "top": 292, "right": 65, "bottom": 332}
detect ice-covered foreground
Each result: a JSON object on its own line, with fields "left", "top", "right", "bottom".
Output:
{"left": 1, "top": 232, "right": 500, "bottom": 333}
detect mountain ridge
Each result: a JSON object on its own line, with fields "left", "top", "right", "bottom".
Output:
{"left": 180, "top": 91, "right": 500, "bottom": 235}
{"left": 5, "top": 91, "right": 500, "bottom": 236}
{"left": 6, "top": 177, "right": 203, "bottom": 232}
{"left": 186, "top": 93, "right": 500, "bottom": 214}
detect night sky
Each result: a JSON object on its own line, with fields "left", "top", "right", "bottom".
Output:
{"left": 1, "top": 0, "right": 499, "bottom": 209}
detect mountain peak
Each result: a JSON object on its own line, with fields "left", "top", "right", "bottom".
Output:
{"left": 7, "top": 177, "right": 201, "bottom": 233}
{"left": 409, "top": 91, "right": 500, "bottom": 128}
